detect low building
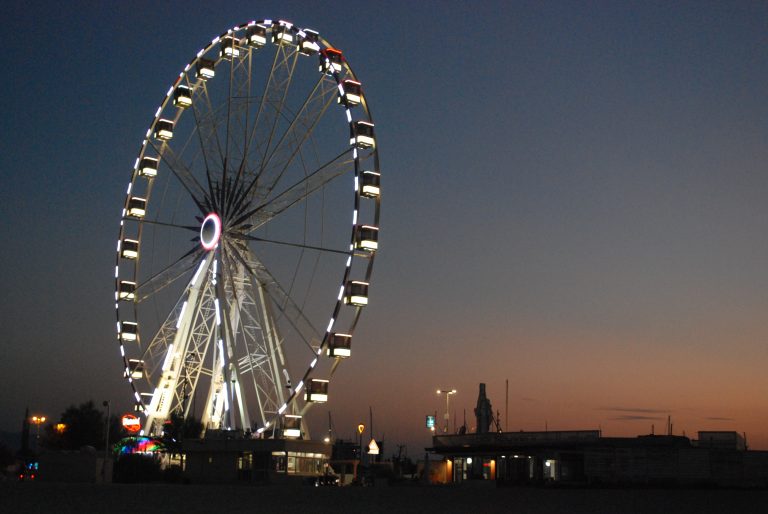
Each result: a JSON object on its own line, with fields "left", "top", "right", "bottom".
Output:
{"left": 38, "top": 447, "right": 112, "bottom": 483}
{"left": 697, "top": 431, "right": 747, "bottom": 451}
{"left": 428, "top": 430, "right": 768, "bottom": 488}
{"left": 183, "top": 435, "right": 332, "bottom": 484}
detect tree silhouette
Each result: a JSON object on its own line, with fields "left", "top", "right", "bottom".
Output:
{"left": 43, "top": 400, "right": 113, "bottom": 450}
{"left": 162, "top": 411, "right": 203, "bottom": 454}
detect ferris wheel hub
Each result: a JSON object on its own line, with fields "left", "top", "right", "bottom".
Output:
{"left": 200, "top": 212, "right": 222, "bottom": 250}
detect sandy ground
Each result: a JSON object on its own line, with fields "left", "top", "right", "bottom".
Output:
{"left": 2, "top": 482, "right": 768, "bottom": 514}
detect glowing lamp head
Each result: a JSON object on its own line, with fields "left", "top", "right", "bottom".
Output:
{"left": 200, "top": 213, "right": 222, "bottom": 250}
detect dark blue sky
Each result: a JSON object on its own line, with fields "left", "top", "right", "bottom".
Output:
{"left": 2, "top": 1, "right": 767, "bottom": 451}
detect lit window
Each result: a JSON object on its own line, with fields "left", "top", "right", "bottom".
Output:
{"left": 247, "top": 24, "right": 267, "bottom": 47}
{"left": 196, "top": 58, "right": 215, "bottom": 80}
{"left": 319, "top": 48, "right": 343, "bottom": 75}
{"left": 121, "top": 239, "right": 139, "bottom": 259}
{"left": 298, "top": 29, "right": 320, "bottom": 55}
{"left": 338, "top": 79, "right": 362, "bottom": 107}
{"left": 350, "top": 121, "right": 375, "bottom": 149}
{"left": 153, "top": 119, "right": 174, "bottom": 141}
{"left": 126, "top": 197, "right": 146, "bottom": 218}
{"left": 138, "top": 156, "right": 158, "bottom": 177}
{"left": 282, "top": 414, "right": 302, "bottom": 438}
{"left": 305, "top": 379, "right": 329, "bottom": 403}
{"left": 272, "top": 20, "right": 295, "bottom": 45}
{"left": 344, "top": 281, "right": 369, "bottom": 306}
{"left": 355, "top": 225, "right": 379, "bottom": 252}
{"left": 219, "top": 35, "right": 240, "bottom": 59}
{"left": 173, "top": 86, "right": 192, "bottom": 108}
{"left": 360, "top": 171, "right": 380, "bottom": 198}
{"left": 118, "top": 281, "right": 136, "bottom": 300}
{"left": 120, "top": 322, "right": 138, "bottom": 342}
{"left": 327, "top": 333, "right": 351, "bottom": 358}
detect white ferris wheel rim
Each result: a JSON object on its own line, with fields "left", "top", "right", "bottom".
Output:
{"left": 113, "top": 18, "right": 381, "bottom": 437}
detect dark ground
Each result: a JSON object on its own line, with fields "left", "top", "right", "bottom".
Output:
{"left": 2, "top": 482, "right": 768, "bottom": 514}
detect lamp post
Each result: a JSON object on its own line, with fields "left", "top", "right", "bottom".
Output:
{"left": 436, "top": 389, "right": 457, "bottom": 433}
{"left": 30, "top": 415, "right": 46, "bottom": 451}
{"left": 102, "top": 400, "right": 110, "bottom": 481}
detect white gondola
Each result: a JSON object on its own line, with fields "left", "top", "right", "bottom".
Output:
{"left": 219, "top": 35, "right": 240, "bottom": 59}
{"left": 360, "top": 171, "right": 380, "bottom": 198}
{"left": 120, "top": 321, "right": 138, "bottom": 342}
{"left": 118, "top": 280, "right": 136, "bottom": 300}
{"left": 319, "top": 48, "right": 343, "bottom": 74}
{"left": 282, "top": 414, "right": 302, "bottom": 438}
{"left": 196, "top": 58, "right": 215, "bottom": 80}
{"left": 247, "top": 24, "right": 267, "bottom": 47}
{"left": 153, "top": 119, "right": 174, "bottom": 141}
{"left": 327, "top": 333, "right": 352, "bottom": 358}
{"left": 138, "top": 156, "right": 158, "bottom": 177}
{"left": 173, "top": 85, "right": 192, "bottom": 108}
{"left": 338, "top": 79, "right": 362, "bottom": 106}
{"left": 355, "top": 225, "right": 379, "bottom": 252}
{"left": 272, "top": 20, "right": 294, "bottom": 45}
{"left": 298, "top": 29, "right": 320, "bottom": 55}
{"left": 126, "top": 197, "right": 146, "bottom": 218}
{"left": 350, "top": 121, "right": 375, "bottom": 149}
{"left": 305, "top": 379, "right": 329, "bottom": 403}
{"left": 128, "top": 359, "right": 145, "bottom": 379}
{"left": 344, "top": 281, "right": 369, "bottom": 306}
{"left": 121, "top": 238, "right": 139, "bottom": 259}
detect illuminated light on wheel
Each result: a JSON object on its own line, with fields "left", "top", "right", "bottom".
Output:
{"left": 200, "top": 213, "right": 222, "bottom": 251}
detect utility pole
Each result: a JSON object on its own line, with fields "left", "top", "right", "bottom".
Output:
{"left": 505, "top": 379, "right": 509, "bottom": 432}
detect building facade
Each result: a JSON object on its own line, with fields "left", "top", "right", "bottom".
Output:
{"left": 183, "top": 436, "right": 332, "bottom": 484}
{"left": 428, "top": 430, "right": 768, "bottom": 488}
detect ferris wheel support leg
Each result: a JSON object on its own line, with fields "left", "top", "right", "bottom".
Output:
{"left": 218, "top": 266, "right": 253, "bottom": 431}
{"left": 144, "top": 253, "right": 214, "bottom": 435}
{"left": 201, "top": 341, "right": 226, "bottom": 432}
{"left": 257, "top": 283, "right": 288, "bottom": 408}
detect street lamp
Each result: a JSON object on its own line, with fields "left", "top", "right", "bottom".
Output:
{"left": 436, "top": 389, "right": 457, "bottom": 433}
{"left": 31, "top": 415, "right": 46, "bottom": 451}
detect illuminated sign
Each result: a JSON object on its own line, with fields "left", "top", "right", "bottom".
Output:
{"left": 426, "top": 415, "right": 435, "bottom": 429}
{"left": 368, "top": 439, "right": 380, "bottom": 455}
{"left": 121, "top": 414, "right": 141, "bottom": 433}
{"left": 116, "top": 436, "right": 164, "bottom": 455}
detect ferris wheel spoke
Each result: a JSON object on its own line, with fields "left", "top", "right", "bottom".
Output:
{"left": 225, "top": 51, "right": 256, "bottom": 203}
{"left": 134, "top": 246, "right": 203, "bottom": 303}
{"left": 230, "top": 244, "right": 321, "bottom": 349}
{"left": 237, "top": 233, "right": 348, "bottom": 255}
{"left": 190, "top": 79, "right": 226, "bottom": 189}
{"left": 234, "top": 73, "right": 337, "bottom": 211}
{"left": 232, "top": 147, "right": 353, "bottom": 230}
{"left": 240, "top": 44, "right": 300, "bottom": 188}
{"left": 258, "top": 76, "right": 338, "bottom": 201}
{"left": 148, "top": 140, "right": 209, "bottom": 211}
{"left": 134, "top": 218, "right": 199, "bottom": 232}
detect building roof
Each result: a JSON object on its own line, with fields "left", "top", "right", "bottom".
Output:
{"left": 427, "top": 431, "right": 693, "bottom": 454}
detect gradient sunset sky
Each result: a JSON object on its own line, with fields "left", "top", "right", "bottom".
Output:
{"left": 1, "top": 0, "right": 766, "bottom": 453}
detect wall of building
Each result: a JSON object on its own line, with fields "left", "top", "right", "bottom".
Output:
{"left": 38, "top": 450, "right": 111, "bottom": 483}
{"left": 431, "top": 432, "right": 768, "bottom": 488}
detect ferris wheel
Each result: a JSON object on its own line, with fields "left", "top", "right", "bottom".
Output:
{"left": 113, "top": 19, "right": 380, "bottom": 438}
